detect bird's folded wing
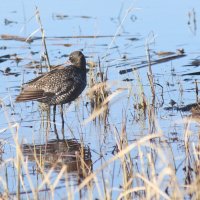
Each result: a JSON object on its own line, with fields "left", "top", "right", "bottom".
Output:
{"left": 16, "top": 88, "right": 54, "bottom": 102}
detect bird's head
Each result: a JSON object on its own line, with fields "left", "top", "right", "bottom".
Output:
{"left": 69, "top": 51, "right": 86, "bottom": 70}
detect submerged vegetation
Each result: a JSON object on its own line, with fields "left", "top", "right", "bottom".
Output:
{"left": 0, "top": 1, "right": 200, "bottom": 200}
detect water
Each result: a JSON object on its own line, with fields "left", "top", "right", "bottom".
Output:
{"left": 0, "top": 0, "right": 200, "bottom": 199}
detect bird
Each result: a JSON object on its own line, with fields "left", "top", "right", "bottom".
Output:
{"left": 16, "top": 51, "right": 87, "bottom": 126}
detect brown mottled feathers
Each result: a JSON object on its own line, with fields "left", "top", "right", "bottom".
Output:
{"left": 16, "top": 51, "right": 87, "bottom": 105}
{"left": 15, "top": 88, "right": 54, "bottom": 102}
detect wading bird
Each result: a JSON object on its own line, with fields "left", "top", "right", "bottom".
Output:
{"left": 16, "top": 51, "right": 87, "bottom": 136}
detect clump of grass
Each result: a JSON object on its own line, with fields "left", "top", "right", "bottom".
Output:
{"left": 87, "top": 58, "right": 110, "bottom": 125}
{"left": 132, "top": 69, "right": 147, "bottom": 112}
{"left": 2, "top": 84, "right": 200, "bottom": 200}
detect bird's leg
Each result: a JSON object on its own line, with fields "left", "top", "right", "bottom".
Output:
{"left": 54, "top": 123, "right": 59, "bottom": 140}
{"left": 46, "top": 105, "right": 51, "bottom": 134}
{"left": 53, "top": 105, "right": 60, "bottom": 140}
{"left": 53, "top": 105, "right": 56, "bottom": 123}
{"left": 61, "top": 104, "right": 65, "bottom": 139}
{"left": 53, "top": 105, "right": 59, "bottom": 140}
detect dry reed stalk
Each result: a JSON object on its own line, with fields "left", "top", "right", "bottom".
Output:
{"left": 0, "top": 99, "right": 38, "bottom": 198}
{"left": 84, "top": 87, "right": 127, "bottom": 124}
{"left": 102, "top": 4, "right": 136, "bottom": 63}
{"left": 132, "top": 69, "right": 147, "bottom": 111}
{"left": 195, "top": 79, "right": 199, "bottom": 102}
{"left": 145, "top": 39, "right": 155, "bottom": 101}
{"left": 35, "top": 7, "right": 51, "bottom": 71}
{"left": 136, "top": 173, "right": 171, "bottom": 200}
{"left": 119, "top": 122, "right": 134, "bottom": 200}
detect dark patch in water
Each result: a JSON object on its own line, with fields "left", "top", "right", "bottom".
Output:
{"left": 182, "top": 71, "right": 200, "bottom": 76}
{"left": 184, "top": 59, "right": 200, "bottom": 67}
{"left": 127, "top": 37, "right": 139, "bottom": 41}
{"left": 53, "top": 14, "right": 69, "bottom": 20}
{"left": 30, "top": 51, "right": 39, "bottom": 55}
{"left": 0, "top": 46, "right": 7, "bottom": 50}
{"left": 130, "top": 14, "right": 137, "bottom": 22}
{"left": 0, "top": 54, "right": 15, "bottom": 63}
{"left": 22, "top": 139, "right": 92, "bottom": 173}
{"left": 0, "top": 67, "right": 20, "bottom": 76}
{"left": 53, "top": 14, "right": 94, "bottom": 20}
{"left": 123, "top": 78, "right": 134, "bottom": 82}
{"left": 4, "top": 18, "right": 18, "bottom": 25}
{"left": 183, "top": 78, "right": 193, "bottom": 81}
{"left": 119, "top": 54, "right": 187, "bottom": 75}
{"left": 164, "top": 102, "right": 200, "bottom": 112}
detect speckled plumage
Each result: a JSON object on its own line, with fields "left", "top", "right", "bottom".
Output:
{"left": 16, "top": 51, "right": 86, "bottom": 105}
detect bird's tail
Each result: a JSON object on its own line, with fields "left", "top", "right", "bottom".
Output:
{"left": 16, "top": 88, "right": 48, "bottom": 102}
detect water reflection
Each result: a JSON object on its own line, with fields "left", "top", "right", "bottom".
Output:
{"left": 22, "top": 138, "right": 92, "bottom": 175}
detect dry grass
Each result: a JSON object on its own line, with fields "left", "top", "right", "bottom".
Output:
{"left": 1, "top": 91, "right": 200, "bottom": 199}
{"left": 0, "top": 4, "right": 200, "bottom": 200}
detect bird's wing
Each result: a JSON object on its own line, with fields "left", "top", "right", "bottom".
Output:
{"left": 40, "top": 67, "right": 83, "bottom": 93}
{"left": 25, "top": 67, "right": 65, "bottom": 86}
{"left": 15, "top": 87, "right": 54, "bottom": 102}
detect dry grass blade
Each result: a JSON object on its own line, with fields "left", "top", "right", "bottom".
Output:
{"left": 35, "top": 7, "right": 51, "bottom": 70}
{"left": 26, "top": 28, "right": 40, "bottom": 42}
{"left": 136, "top": 173, "right": 171, "bottom": 200}
{"left": 87, "top": 80, "right": 130, "bottom": 96}
{"left": 0, "top": 100, "right": 37, "bottom": 197}
{"left": 117, "top": 186, "right": 145, "bottom": 200}
{"left": 52, "top": 165, "right": 67, "bottom": 190}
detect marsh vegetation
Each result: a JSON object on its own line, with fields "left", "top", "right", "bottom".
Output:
{"left": 0, "top": 1, "right": 200, "bottom": 199}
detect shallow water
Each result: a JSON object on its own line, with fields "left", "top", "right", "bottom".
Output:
{"left": 0, "top": 0, "right": 200, "bottom": 199}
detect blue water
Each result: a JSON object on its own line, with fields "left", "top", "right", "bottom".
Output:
{"left": 0, "top": 0, "right": 200, "bottom": 199}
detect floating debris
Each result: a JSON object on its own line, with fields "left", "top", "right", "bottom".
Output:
{"left": 30, "top": 51, "right": 39, "bottom": 55}
{"left": 0, "top": 55, "right": 11, "bottom": 63}
{"left": 122, "top": 78, "right": 133, "bottom": 82}
{"left": 0, "top": 34, "right": 131, "bottom": 43}
{"left": 164, "top": 102, "right": 200, "bottom": 112}
{"left": 0, "top": 53, "right": 22, "bottom": 63}
{"left": 4, "top": 18, "right": 17, "bottom": 25}
{"left": 190, "top": 59, "right": 200, "bottom": 66}
{"left": 0, "top": 46, "right": 7, "bottom": 50}
{"left": 79, "top": 15, "right": 93, "bottom": 19}
{"left": 53, "top": 14, "right": 69, "bottom": 20}
{"left": 25, "top": 61, "right": 41, "bottom": 68}
{"left": 182, "top": 70, "right": 200, "bottom": 76}
{"left": 169, "top": 99, "right": 177, "bottom": 107}
{"left": 63, "top": 43, "right": 72, "bottom": 47}
{"left": 154, "top": 51, "right": 175, "bottom": 57}
{"left": 3, "top": 67, "right": 11, "bottom": 74}
{"left": 183, "top": 59, "right": 200, "bottom": 68}
{"left": 53, "top": 13, "right": 93, "bottom": 20}
{"left": 127, "top": 37, "right": 139, "bottom": 41}
{"left": 177, "top": 48, "right": 185, "bottom": 55}
{"left": 0, "top": 67, "right": 20, "bottom": 77}
{"left": 52, "top": 43, "right": 72, "bottom": 47}
{"left": 119, "top": 54, "right": 187, "bottom": 75}
{"left": 0, "top": 34, "right": 33, "bottom": 43}
{"left": 154, "top": 49, "right": 184, "bottom": 57}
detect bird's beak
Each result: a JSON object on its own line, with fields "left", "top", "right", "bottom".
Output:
{"left": 66, "top": 60, "right": 73, "bottom": 65}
